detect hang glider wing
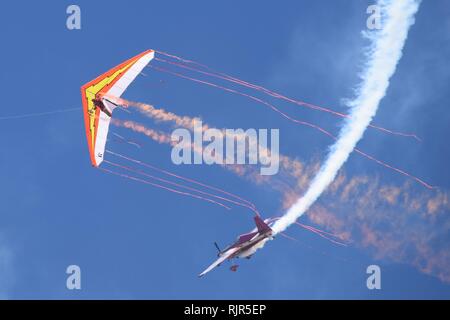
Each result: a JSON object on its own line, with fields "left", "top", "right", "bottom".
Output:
{"left": 81, "top": 49, "right": 154, "bottom": 167}
{"left": 198, "top": 247, "right": 240, "bottom": 277}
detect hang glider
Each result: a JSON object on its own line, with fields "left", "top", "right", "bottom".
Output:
{"left": 81, "top": 49, "right": 154, "bottom": 167}
{"left": 198, "top": 215, "right": 274, "bottom": 277}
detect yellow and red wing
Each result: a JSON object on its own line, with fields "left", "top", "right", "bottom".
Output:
{"left": 81, "top": 49, "right": 154, "bottom": 166}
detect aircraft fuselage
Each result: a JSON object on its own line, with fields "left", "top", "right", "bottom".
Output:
{"left": 222, "top": 230, "right": 273, "bottom": 260}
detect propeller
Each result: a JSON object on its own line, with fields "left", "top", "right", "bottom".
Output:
{"left": 214, "top": 242, "right": 221, "bottom": 254}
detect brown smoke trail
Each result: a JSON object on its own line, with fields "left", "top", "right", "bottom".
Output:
{"left": 285, "top": 170, "right": 450, "bottom": 283}
{"left": 112, "top": 116, "right": 450, "bottom": 283}
{"left": 107, "top": 124, "right": 349, "bottom": 245}
{"left": 108, "top": 95, "right": 202, "bottom": 129}
{"left": 111, "top": 118, "right": 173, "bottom": 145}
{"left": 110, "top": 119, "right": 263, "bottom": 214}
{"left": 112, "top": 96, "right": 434, "bottom": 189}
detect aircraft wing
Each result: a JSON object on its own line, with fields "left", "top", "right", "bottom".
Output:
{"left": 198, "top": 247, "right": 240, "bottom": 277}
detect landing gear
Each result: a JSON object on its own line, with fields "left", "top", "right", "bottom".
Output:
{"left": 230, "top": 265, "right": 239, "bottom": 272}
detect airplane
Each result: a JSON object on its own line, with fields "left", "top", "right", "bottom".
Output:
{"left": 198, "top": 215, "right": 274, "bottom": 277}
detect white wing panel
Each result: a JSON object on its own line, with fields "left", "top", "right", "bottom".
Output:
{"left": 106, "top": 51, "right": 154, "bottom": 98}
{"left": 94, "top": 111, "right": 111, "bottom": 166}
{"left": 198, "top": 247, "right": 239, "bottom": 277}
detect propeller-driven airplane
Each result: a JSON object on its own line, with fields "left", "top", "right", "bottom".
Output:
{"left": 198, "top": 215, "right": 274, "bottom": 277}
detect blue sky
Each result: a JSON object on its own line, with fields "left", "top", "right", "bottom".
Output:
{"left": 1, "top": 1, "right": 450, "bottom": 299}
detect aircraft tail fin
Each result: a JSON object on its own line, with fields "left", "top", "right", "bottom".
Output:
{"left": 254, "top": 215, "right": 272, "bottom": 234}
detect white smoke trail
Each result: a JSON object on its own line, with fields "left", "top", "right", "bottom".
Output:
{"left": 272, "top": 0, "right": 421, "bottom": 234}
